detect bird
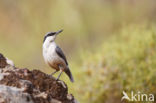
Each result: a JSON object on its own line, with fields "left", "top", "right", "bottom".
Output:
{"left": 42, "top": 29, "right": 74, "bottom": 82}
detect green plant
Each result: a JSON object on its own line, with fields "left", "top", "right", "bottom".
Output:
{"left": 72, "top": 24, "right": 156, "bottom": 103}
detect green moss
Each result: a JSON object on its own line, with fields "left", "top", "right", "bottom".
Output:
{"left": 72, "top": 24, "right": 156, "bottom": 103}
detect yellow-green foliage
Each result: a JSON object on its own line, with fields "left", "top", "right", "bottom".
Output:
{"left": 72, "top": 24, "right": 156, "bottom": 103}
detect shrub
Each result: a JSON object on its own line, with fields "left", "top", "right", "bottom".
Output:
{"left": 72, "top": 24, "right": 156, "bottom": 103}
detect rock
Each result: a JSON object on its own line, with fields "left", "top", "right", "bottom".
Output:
{"left": 0, "top": 54, "right": 7, "bottom": 68}
{"left": 0, "top": 53, "right": 78, "bottom": 103}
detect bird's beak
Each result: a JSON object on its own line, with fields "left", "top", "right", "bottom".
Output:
{"left": 56, "top": 29, "right": 63, "bottom": 35}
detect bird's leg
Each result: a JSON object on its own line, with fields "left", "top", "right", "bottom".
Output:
{"left": 56, "top": 65, "right": 64, "bottom": 81}
{"left": 56, "top": 70, "right": 63, "bottom": 81}
{"left": 51, "top": 70, "right": 58, "bottom": 75}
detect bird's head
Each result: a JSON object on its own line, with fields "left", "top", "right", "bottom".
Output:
{"left": 43, "top": 29, "right": 63, "bottom": 43}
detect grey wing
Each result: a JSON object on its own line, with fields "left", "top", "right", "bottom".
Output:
{"left": 55, "top": 46, "right": 68, "bottom": 65}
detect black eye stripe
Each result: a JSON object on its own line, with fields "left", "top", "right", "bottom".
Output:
{"left": 47, "top": 33, "right": 55, "bottom": 36}
{"left": 43, "top": 32, "right": 56, "bottom": 43}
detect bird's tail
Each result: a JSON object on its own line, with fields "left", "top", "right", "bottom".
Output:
{"left": 65, "top": 68, "right": 74, "bottom": 83}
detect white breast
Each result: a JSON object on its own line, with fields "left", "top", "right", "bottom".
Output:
{"left": 43, "top": 41, "right": 58, "bottom": 64}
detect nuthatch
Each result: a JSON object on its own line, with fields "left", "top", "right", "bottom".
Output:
{"left": 42, "top": 30, "right": 74, "bottom": 82}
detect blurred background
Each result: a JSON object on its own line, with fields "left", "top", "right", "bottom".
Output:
{"left": 0, "top": 0, "right": 156, "bottom": 103}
